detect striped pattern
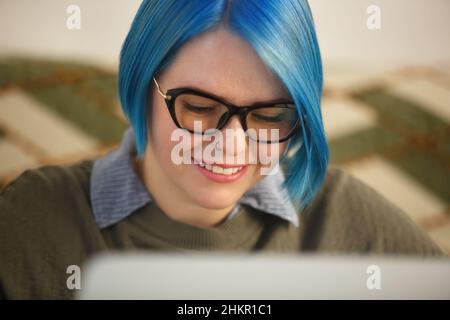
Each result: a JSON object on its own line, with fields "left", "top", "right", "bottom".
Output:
{"left": 0, "top": 91, "right": 97, "bottom": 157}
{"left": 90, "top": 128, "right": 151, "bottom": 228}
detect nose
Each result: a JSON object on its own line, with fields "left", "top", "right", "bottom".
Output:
{"left": 215, "top": 115, "right": 247, "bottom": 162}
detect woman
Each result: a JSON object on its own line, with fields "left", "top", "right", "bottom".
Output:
{"left": 0, "top": 0, "right": 444, "bottom": 299}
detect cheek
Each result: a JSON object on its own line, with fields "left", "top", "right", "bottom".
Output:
{"left": 244, "top": 141, "right": 288, "bottom": 187}
{"left": 254, "top": 141, "right": 287, "bottom": 166}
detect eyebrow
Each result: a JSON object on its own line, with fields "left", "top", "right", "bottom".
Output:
{"left": 175, "top": 85, "right": 294, "bottom": 107}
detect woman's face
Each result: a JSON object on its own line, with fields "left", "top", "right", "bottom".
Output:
{"left": 144, "top": 28, "right": 290, "bottom": 211}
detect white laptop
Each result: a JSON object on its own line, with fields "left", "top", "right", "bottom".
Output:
{"left": 78, "top": 253, "right": 450, "bottom": 299}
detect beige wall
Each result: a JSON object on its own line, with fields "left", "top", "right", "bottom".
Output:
{"left": 0, "top": 0, "right": 449, "bottom": 70}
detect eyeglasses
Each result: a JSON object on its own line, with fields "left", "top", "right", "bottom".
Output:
{"left": 152, "top": 77, "right": 301, "bottom": 143}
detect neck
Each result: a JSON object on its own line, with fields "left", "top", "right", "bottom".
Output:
{"left": 133, "top": 149, "right": 234, "bottom": 229}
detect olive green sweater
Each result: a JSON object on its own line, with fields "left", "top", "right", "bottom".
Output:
{"left": 0, "top": 160, "right": 445, "bottom": 299}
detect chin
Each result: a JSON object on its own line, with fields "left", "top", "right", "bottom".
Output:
{"left": 189, "top": 188, "right": 241, "bottom": 210}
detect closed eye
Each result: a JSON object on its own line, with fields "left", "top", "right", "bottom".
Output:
{"left": 250, "top": 112, "right": 285, "bottom": 123}
{"left": 183, "top": 103, "right": 215, "bottom": 113}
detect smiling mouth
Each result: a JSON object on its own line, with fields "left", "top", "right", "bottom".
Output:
{"left": 191, "top": 158, "right": 246, "bottom": 176}
{"left": 198, "top": 162, "right": 244, "bottom": 175}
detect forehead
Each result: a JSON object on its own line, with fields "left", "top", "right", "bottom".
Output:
{"left": 158, "top": 28, "right": 290, "bottom": 105}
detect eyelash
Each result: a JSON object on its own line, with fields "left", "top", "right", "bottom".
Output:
{"left": 184, "top": 104, "right": 214, "bottom": 112}
{"left": 251, "top": 113, "right": 284, "bottom": 123}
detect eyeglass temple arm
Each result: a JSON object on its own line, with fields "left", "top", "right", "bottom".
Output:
{"left": 153, "top": 77, "right": 172, "bottom": 100}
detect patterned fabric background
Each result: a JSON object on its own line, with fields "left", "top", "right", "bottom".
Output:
{"left": 0, "top": 57, "right": 449, "bottom": 253}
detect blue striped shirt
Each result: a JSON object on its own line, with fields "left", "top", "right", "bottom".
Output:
{"left": 90, "top": 127, "right": 299, "bottom": 229}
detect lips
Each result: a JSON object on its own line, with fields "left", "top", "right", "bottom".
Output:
{"left": 197, "top": 162, "right": 243, "bottom": 175}
{"left": 191, "top": 157, "right": 248, "bottom": 183}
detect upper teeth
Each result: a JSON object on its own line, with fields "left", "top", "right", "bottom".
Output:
{"left": 197, "top": 162, "right": 243, "bottom": 175}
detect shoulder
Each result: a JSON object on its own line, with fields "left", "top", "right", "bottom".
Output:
{"left": 0, "top": 159, "right": 100, "bottom": 299}
{"left": 300, "top": 166, "right": 446, "bottom": 256}
{"left": 0, "top": 159, "right": 94, "bottom": 220}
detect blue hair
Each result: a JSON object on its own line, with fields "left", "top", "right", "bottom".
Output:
{"left": 119, "top": 0, "right": 329, "bottom": 210}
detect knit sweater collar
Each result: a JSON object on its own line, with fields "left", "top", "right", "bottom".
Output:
{"left": 122, "top": 201, "right": 281, "bottom": 250}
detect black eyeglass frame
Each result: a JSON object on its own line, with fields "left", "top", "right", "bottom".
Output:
{"left": 153, "top": 77, "right": 304, "bottom": 143}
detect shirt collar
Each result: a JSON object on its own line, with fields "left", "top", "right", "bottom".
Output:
{"left": 90, "top": 127, "right": 299, "bottom": 229}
